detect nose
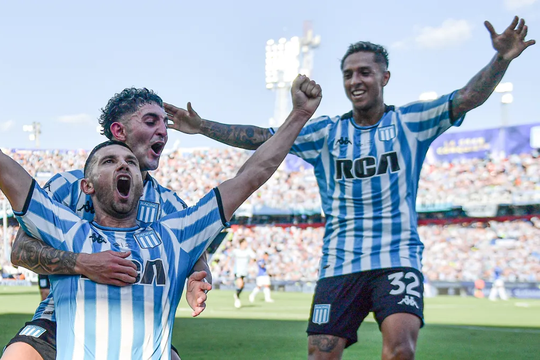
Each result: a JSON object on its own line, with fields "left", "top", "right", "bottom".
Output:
{"left": 117, "top": 158, "right": 130, "bottom": 170}
{"left": 350, "top": 72, "right": 362, "bottom": 86}
{"left": 156, "top": 118, "right": 167, "bottom": 138}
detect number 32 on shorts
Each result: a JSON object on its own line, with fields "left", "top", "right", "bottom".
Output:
{"left": 387, "top": 271, "right": 421, "bottom": 297}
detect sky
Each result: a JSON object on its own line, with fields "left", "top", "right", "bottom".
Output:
{"left": 1, "top": 0, "right": 539, "bottom": 151}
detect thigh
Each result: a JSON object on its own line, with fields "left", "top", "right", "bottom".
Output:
{"left": 306, "top": 273, "right": 371, "bottom": 348}
{"left": 371, "top": 267, "right": 424, "bottom": 329}
{"left": 2, "top": 319, "right": 56, "bottom": 360}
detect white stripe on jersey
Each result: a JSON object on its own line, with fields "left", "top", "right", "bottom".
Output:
{"left": 119, "top": 286, "right": 134, "bottom": 359}
{"left": 95, "top": 285, "right": 109, "bottom": 360}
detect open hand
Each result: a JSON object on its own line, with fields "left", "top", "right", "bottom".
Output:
{"left": 164, "top": 102, "right": 202, "bottom": 134}
{"left": 185, "top": 270, "right": 212, "bottom": 317}
{"left": 485, "top": 17, "right": 535, "bottom": 61}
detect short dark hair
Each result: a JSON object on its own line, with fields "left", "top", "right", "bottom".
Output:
{"left": 99, "top": 88, "right": 164, "bottom": 140}
{"left": 84, "top": 140, "right": 132, "bottom": 177}
{"left": 340, "top": 41, "right": 389, "bottom": 70}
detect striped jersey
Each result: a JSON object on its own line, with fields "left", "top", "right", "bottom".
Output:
{"left": 16, "top": 181, "right": 227, "bottom": 360}
{"left": 271, "top": 93, "right": 464, "bottom": 279}
{"left": 32, "top": 170, "right": 187, "bottom": 323}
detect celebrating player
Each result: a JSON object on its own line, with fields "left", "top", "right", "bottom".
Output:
{"left": 2, "top": 88, "right": 212, "bottom": 360}
{"left": 164, "top": 17, "right": 535, "bottom": 359}
{"left": 249, "top": 252, "right": 274, "bottom": 303}
{"left": 0, "top": 74, "right": 322, "bottom": 359}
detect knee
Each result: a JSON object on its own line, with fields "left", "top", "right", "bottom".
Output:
{"left": 382, "top": 343, "right": 416, "bottom": 360}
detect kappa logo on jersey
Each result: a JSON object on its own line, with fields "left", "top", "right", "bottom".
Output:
{"left": 336, "top": 137, "right": 352, "bottom": 146}
{"left": 90, "top": 233, "right": 106, "bottom": 244}
{"left": 335, "top": 151, "right": 400, "bottom": 180}
{"left": 134, "top": 229, "right": 162, "bottom": 249}
{"left": 312, "top": 304, "right": 331, "bottom": 325}
{"left": 19, "top": 325, "right": 46, "bottom": 338}
{"left": 137, "top": 201, "right": 160, "bottom": 223}
{"left": 397, "top": 295, "right": 419, "bottom": 309}
{"left": 78, "top": 200, "right": 95, "bottom": 214}
{"left": 378, "top": 125, "right": 396, "bottom": 141}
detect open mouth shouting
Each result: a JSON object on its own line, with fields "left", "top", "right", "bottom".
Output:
{"left": 150, "top": 141, "right": 165, "bottom": 157}
{"left": 116, "top": 173, "right": 132, "bottom": 200}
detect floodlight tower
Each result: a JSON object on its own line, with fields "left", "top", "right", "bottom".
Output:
{"left": 265, "top": 22, "right": 320, "bottom": 127}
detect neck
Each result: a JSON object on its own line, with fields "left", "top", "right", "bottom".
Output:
{"left": 352, "top": 102, "right": 386, "bottom": 127}
{"left": 93, "top": 209, "right": 138, "bottom": 229}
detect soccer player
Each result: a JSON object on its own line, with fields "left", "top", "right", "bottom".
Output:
{"left": 231, "top": 238, "right": 256, "bottom": 308}
{"left": 164, "top": 17, "right": 535, "bottom": 359}
{"left": 0, "top": 74, "right": 321, "bottom": 359}
{"left": 2, "top": 88, "right": 211, "bottom": 360}
{"left": 488, "top": 265, "right": 509, "bottom": 301}
{"left": 249, "top": 252, "right": 274, "bottom": 303}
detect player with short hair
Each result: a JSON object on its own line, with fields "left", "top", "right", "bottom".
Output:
{"left": 249, "top": 252, "right": 274, "bottom": 303}
{"left": 3, "top": 88, "right": 211, "bottom": 360}
{"left": 164, "top": 17, "right": 535, "bottom": 359}
{"left": 231, "top": 238, "right": 256, "bottom": 308}
{"left": 0, "top": 74, "right": 321, "bottom": 359}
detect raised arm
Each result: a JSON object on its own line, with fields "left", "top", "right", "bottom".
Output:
{"left": 165, "top": 102, "right": 272, "bottom": 150}
{"left": 0, "top": 150, "right": 34, "bottom": 211}
{"left": 217, "top": 75, "right": 322, "bottom": 220}
{"left": 452, "top": 17, "right": 535, "bottom": 120}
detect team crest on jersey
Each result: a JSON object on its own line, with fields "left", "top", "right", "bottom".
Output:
{"left": 19, "top": 325, "right": 46, "bottom": 338}
{"left": 378, "top": 125, "right": 396, "bottom": 141}
{"left": 134, "top": 229, "right": 162, "bottom": 249}
{"left": 312, "top": 304, "right": 331, "bottom": 325}
{"left": 137, "top": 201, "right": 160, "bottom": 223}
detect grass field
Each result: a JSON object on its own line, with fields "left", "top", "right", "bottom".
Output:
{"left": 1, "top": 286, "right": 539, "bottom": 359}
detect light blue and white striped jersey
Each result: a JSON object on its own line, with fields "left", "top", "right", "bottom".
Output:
{"left": 16, "top": 181, "right": 227, "bottom": 360}
{"left": 32, "top": 170, "right": 188, "bottom": 323}
{"left": 271, "top": 93, "right": 464, "bottom": 279}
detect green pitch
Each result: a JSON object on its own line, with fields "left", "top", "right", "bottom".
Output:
{"left": 1, "top": 286, "right": 539, "bottom": 359}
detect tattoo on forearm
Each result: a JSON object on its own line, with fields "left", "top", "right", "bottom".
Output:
{"left": 309, "top": 335, "right": 340, "bottom": 353}
{"left": 204, "top": 122, "right": 271, "bottom": 150}
{"left": 12, "top": 234, "right": 78, "bottom": 275}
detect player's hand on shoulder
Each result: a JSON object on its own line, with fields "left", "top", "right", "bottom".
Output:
{"left": 186, "top": 270, "right": 212, "bottom": 317}
{"left": 76, "top": 250, "right": 138, "bottom": 287}
{"left": 291, "top": 74, "right": 322, "bottom": 118}
{"left": 485, "top": 16, "right": 535, "bottom": 61}
{"left": 164, "top": 102, "right": 203, "bottom": 135}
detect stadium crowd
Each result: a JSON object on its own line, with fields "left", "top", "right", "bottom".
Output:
{"left": 0, "top": 148, "right": 539, "bottom": 283}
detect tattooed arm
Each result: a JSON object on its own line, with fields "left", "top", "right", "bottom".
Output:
{"left": 11, "top": 228, "right": 138, "bottom": 286}
{"left": 452, "top": 17, "right": 535, "bottom": 120}
{"left": 164, "top": 102, "right": 273, "bottom": 150}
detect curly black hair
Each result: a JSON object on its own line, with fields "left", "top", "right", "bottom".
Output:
{"left": 99, "top": 88, "right": 163, "bottom": 139}
{"left": 340, "top": 41, "right": 389, "bottom": 70}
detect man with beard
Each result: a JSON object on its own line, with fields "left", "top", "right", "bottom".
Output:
{"left": 0, "top": 74, "right": 322, "bottom": 359}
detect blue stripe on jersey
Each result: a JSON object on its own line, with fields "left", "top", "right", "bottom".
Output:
{"left": 350, "top": 123, "right": 364, "bottom": 274}
{"left": 369, "top": 125, "right": 383, "bottom": 270}
{"left": 132, "top": 284, "right": 145, "bottom": 359}
{"left": 108, "top": 286, "right": 121, "bottom": 360}
{"left": 84, "top": 280, "right": 97, "bottom": 360}
{"left": 388, "top": 118, "right": 406, "bottom": 267}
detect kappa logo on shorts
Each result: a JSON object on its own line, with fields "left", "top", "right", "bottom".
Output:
{"left": 137, "top": 201, "right": 160, "bottom": 223}
{"left": 19, "top": 325, "right": 46, "bottom": 338}
{"left": 312, "top": 304, "right": 331, "bottom": 325}
{"left": 397, "top": 295, "right": 419, "bottom": 309}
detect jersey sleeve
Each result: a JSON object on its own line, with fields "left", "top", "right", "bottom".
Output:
{"left": 43, "top": 170, "right": 84, "bottom": 209}
{"left": 270, "top": 115, "right": 332, "bottom": 165}
{"left": 14, "top": 180, "right": 81, "bottom": 252}
{"left": 159, "top": 188, "right": 228, "bottom": 270}
{"left": 398, "top": 91, "right": 465, "bottom": 143}
{"left": 159, "top": 186, "right": 188, "bottom": 215}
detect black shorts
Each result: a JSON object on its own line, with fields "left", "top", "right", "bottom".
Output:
{"left": 4, "top": 318, "right": 56, "bottom": 360}
{"left": 307, "top": 267, "right": 424, "bottom": 347}
{"left": 38, "top": 274, "right": 51, "bottom": 290}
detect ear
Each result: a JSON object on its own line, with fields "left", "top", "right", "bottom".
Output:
{"left": 81, "top": 178, "right": 95, "bottom": 195}
{"left": 382, "top": 71, "right": 391, "bottom": 87}
{"left": 110, "top": 122, "right": 127, "bottom": 141}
